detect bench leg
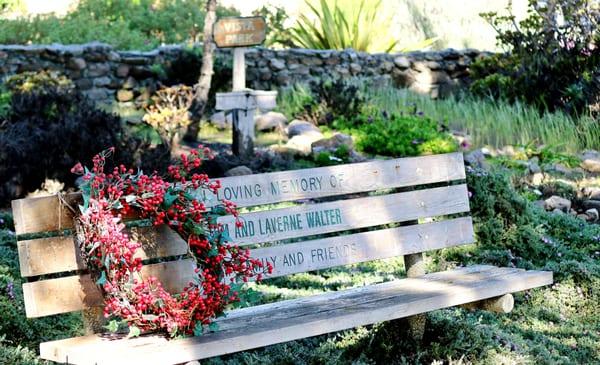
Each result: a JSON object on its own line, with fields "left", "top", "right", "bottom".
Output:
{"left": 460, "top": 293, "right": 514, "bottom": 313}
{"left": 82, "top": 306, "right": 106, "bottom": 335}
{"left": 402, "top": 252, "right": 427, "bottom": 341}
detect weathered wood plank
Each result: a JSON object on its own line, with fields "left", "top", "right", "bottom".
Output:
{"left": 11, "top": 192, "right": 80, "bottom": 235}
{"left": 209, "top": 152, "right": 466, "bottom": 207}
{"left": 253, "top": 217, "right": 474, "bottom": 278}
{"left": 38, "top": 267, "right": 553, "bottom": 365}
{"left": 17, "top": 225, "right": 188, "bottom": 277}
{"left": 22, "top": 258, "right": 196, "bottom": 318}
{"left": 11, "top": 153, "right": 465, "bottom": 235}
{"left": 19, "top": 217, "right": 473, "bottom": 315}
{"left": 218, "top": 184, "right": 470, "bottom": 245}
{"left": 17, "top": 184, "right": 471, "bottom": 277}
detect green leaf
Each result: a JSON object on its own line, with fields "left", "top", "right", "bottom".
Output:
{"left": 95, "top": 271, "right": 107, "bottom": 286}
{"left": 208, "top": 322, "right": 219, "bottom": 333}
{"left": 193, "top": 322, "right": 203, "bottom": 337}
{"left": 127, "top": 325, "right": 141, "bottom": 338}
{"left": 104, "top": 320, "right": 120, "bottom": 333}
{"left": 163, "top": 191, "right": 178, "bottom": 209}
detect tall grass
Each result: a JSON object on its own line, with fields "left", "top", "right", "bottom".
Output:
{"left": 368, "top": 88, "right": 600, "bottom": 153}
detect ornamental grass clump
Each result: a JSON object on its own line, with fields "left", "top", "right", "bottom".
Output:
{"left": 73, "top": 148, "right": 271, "bottom": 337}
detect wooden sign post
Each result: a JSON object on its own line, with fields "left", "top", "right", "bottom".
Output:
{"left": 213, "top": 16, "right": 275, "bottom": 158}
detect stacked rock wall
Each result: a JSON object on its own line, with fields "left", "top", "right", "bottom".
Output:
{"left": 0, "top": 43, "right": 491, "bottom": 105}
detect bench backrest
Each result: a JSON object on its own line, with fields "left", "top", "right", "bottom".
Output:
{"left": 12, "top": 152, "right": 473, "bottom": 319}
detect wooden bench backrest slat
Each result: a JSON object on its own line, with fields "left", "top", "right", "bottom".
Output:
{"left": 12, "top": 152, "right": 474, "bottom": 318}
{"left": 18, "top": 184, "right": 470, "bottom": 278}
{"left": 11, "top": 153, "right": 465, "bottom": 235}
{"left": 218, "top": 184, "right": 469, "bottom": 246}
{"left": 23, "top": 259, "right": 196, "bottom": 318}
{"left": 22, "top": 217, "right": 474, "bottom": 317}
{"left": 18, "top": 225, "right": 188, "bottom": 277}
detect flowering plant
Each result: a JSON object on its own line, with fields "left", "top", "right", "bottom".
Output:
{"left": 72, "top": 148, "right": 271, "bottom": 338}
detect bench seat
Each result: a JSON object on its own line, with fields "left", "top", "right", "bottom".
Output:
{"left": 40, "top": 265, "right": 552, "bottom": 365}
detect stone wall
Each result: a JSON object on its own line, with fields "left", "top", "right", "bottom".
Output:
{"left": 0, "top": 42, "right": 491, "bottom": 105}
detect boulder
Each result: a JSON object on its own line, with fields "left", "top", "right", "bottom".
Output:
{"left": 582, "top": 187, "right": 600, "bottom": 200}
{"left": 286, "top": 120, "right": 322, "bottom": 138}
{"left": 544, "top": 195, "right": 572, "bottom": 212}
{"left": 581, "top": 158, "right": 600, "bottom": 173}
{"left": 285, "top": 134, "right": 324, "bottom": 156}
{"left": 583, "top": 200, "right": 600, "bottom": 211}
{"left": 225, "top": 166, "right": 253, "bottom": 177}
{"left": 585, "top": 208, "right": 599, "bottom": 222}
{"left": 116, "top": 89, "right": 134, "bottom": 102}
{"left": 255, "top": 111, "right": 287, "bottom": 132}
{"left": 311, "top": 133, "right": 353, "bottom": 154}
{"left": 464, "top": 149, "right": 489, "bottom": 169}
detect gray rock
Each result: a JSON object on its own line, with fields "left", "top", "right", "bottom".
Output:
{"left": 116, "top": 89, "right": 134, "bottom": 102}
{"left": 529, "top": 161, "right": 541, "bottom": 174}
{"left": 464, "top": 149, "right": 488, "bottom": 169}
{"left": 116, "top": 64, "right": 130, "bottom": 78}
{"left": 275, "top": 70, "right": 290, "bottom": 85}
{"left": 210, "top": 111, "right": 232, "bottom": 130}
{"left": 394, "top": 56, "right": 410, "bottom": 69}
{"left": 286, "top": 120, "right": 322, "bottom": 138}
{"left": 93, "top": 76, "right": 112, "bottom": 87}
{"left": 285, "top": 134, "right": 324, "bottom": 156}
{"left": 225, "top": 166, "right": 253, "bottom": 177}
{"left": 311, "top": 133, "right": 353, "bottom": 154}
{"left": 585, "top": 208, "right": 599, "bottom": 222}
{"left": 544, "top": 195, "right": 572, "bottom": 212}
{"left": 87, "top": 62, "right": 110, "bottom": 77}
{"left": 583, "top": 200, "right": 600, "bottom": 211}
{"left": 255, "top": 111, "right": 287, "bottom": 132}
{"left": 349, "top": 62, "right": 362, "bottom": 74}
{"left": 269, "top": 58, "right": 286, "bottom": 70}
{"left": 67, "top": 57, "right": 86, "bottom": 70}
{"left": 581, "top": 158, "right": 600, "bottom": 173}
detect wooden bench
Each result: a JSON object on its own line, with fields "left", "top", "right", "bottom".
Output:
{"left": 12, "top": 152, "right": 553, "bottom": 365}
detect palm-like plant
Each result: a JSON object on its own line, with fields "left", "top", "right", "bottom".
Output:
{"left": 290, "top": 0, "right": 398, "bottom": 52}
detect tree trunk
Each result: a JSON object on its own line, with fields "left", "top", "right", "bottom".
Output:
{"left": 184, "top": 0, "right": 218, "bottom": 142}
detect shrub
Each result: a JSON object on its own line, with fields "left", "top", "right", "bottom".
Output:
{"left": 335, "top": 112, "right": 457, "bottom": 157}
{"left": 0, "top": 0, "right": 240, "bottom": 50}
{"left": 277, "top": 79, "right": 366, "bottom": 126}
{"left": 471, "top": 0, "right": 600, "bottom": 115}
{"left": 0, "top": 71, "right": 170, "bottom": 205}
{"left": 143, "top": 85, "right": 194, "bottom": 147}
{"left": 290, "top": 0, "right": 398, "bottom": 52}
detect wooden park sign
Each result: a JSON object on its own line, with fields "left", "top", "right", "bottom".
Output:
{"left": 213, "top": 16, "right": 275, "bottom": 159}
{"left": 214, "top": 16, "right": 266, "bottom": 48}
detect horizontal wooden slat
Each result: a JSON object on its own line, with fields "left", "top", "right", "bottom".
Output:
{"left": 22, "top": 258, "right": 196, "bottom": 318}
{"left": 254, "top": 217, "right": 474, "bottom": 278}
{"left": 11, "top": 192, "right": 81, "bottom": 235}
{"left": 38, "top": 266, "right": 553, "bottom": 365}
{"left": 11, "top": 153, "right": 466, "bottom": 235}
{"left": 20, "top": 217, "right": 473, "bottom": 316}
{"left": 208, "top": 152, "right": 465, "bottom": 207}
{"left": 17, "top": 183, "right": 470, "bottom": 276}
{"left": 218, "top": 184, "right": 471, "bottom": 245}
{"left": 17, "top": 225, "right": 188, "bottom": 277}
